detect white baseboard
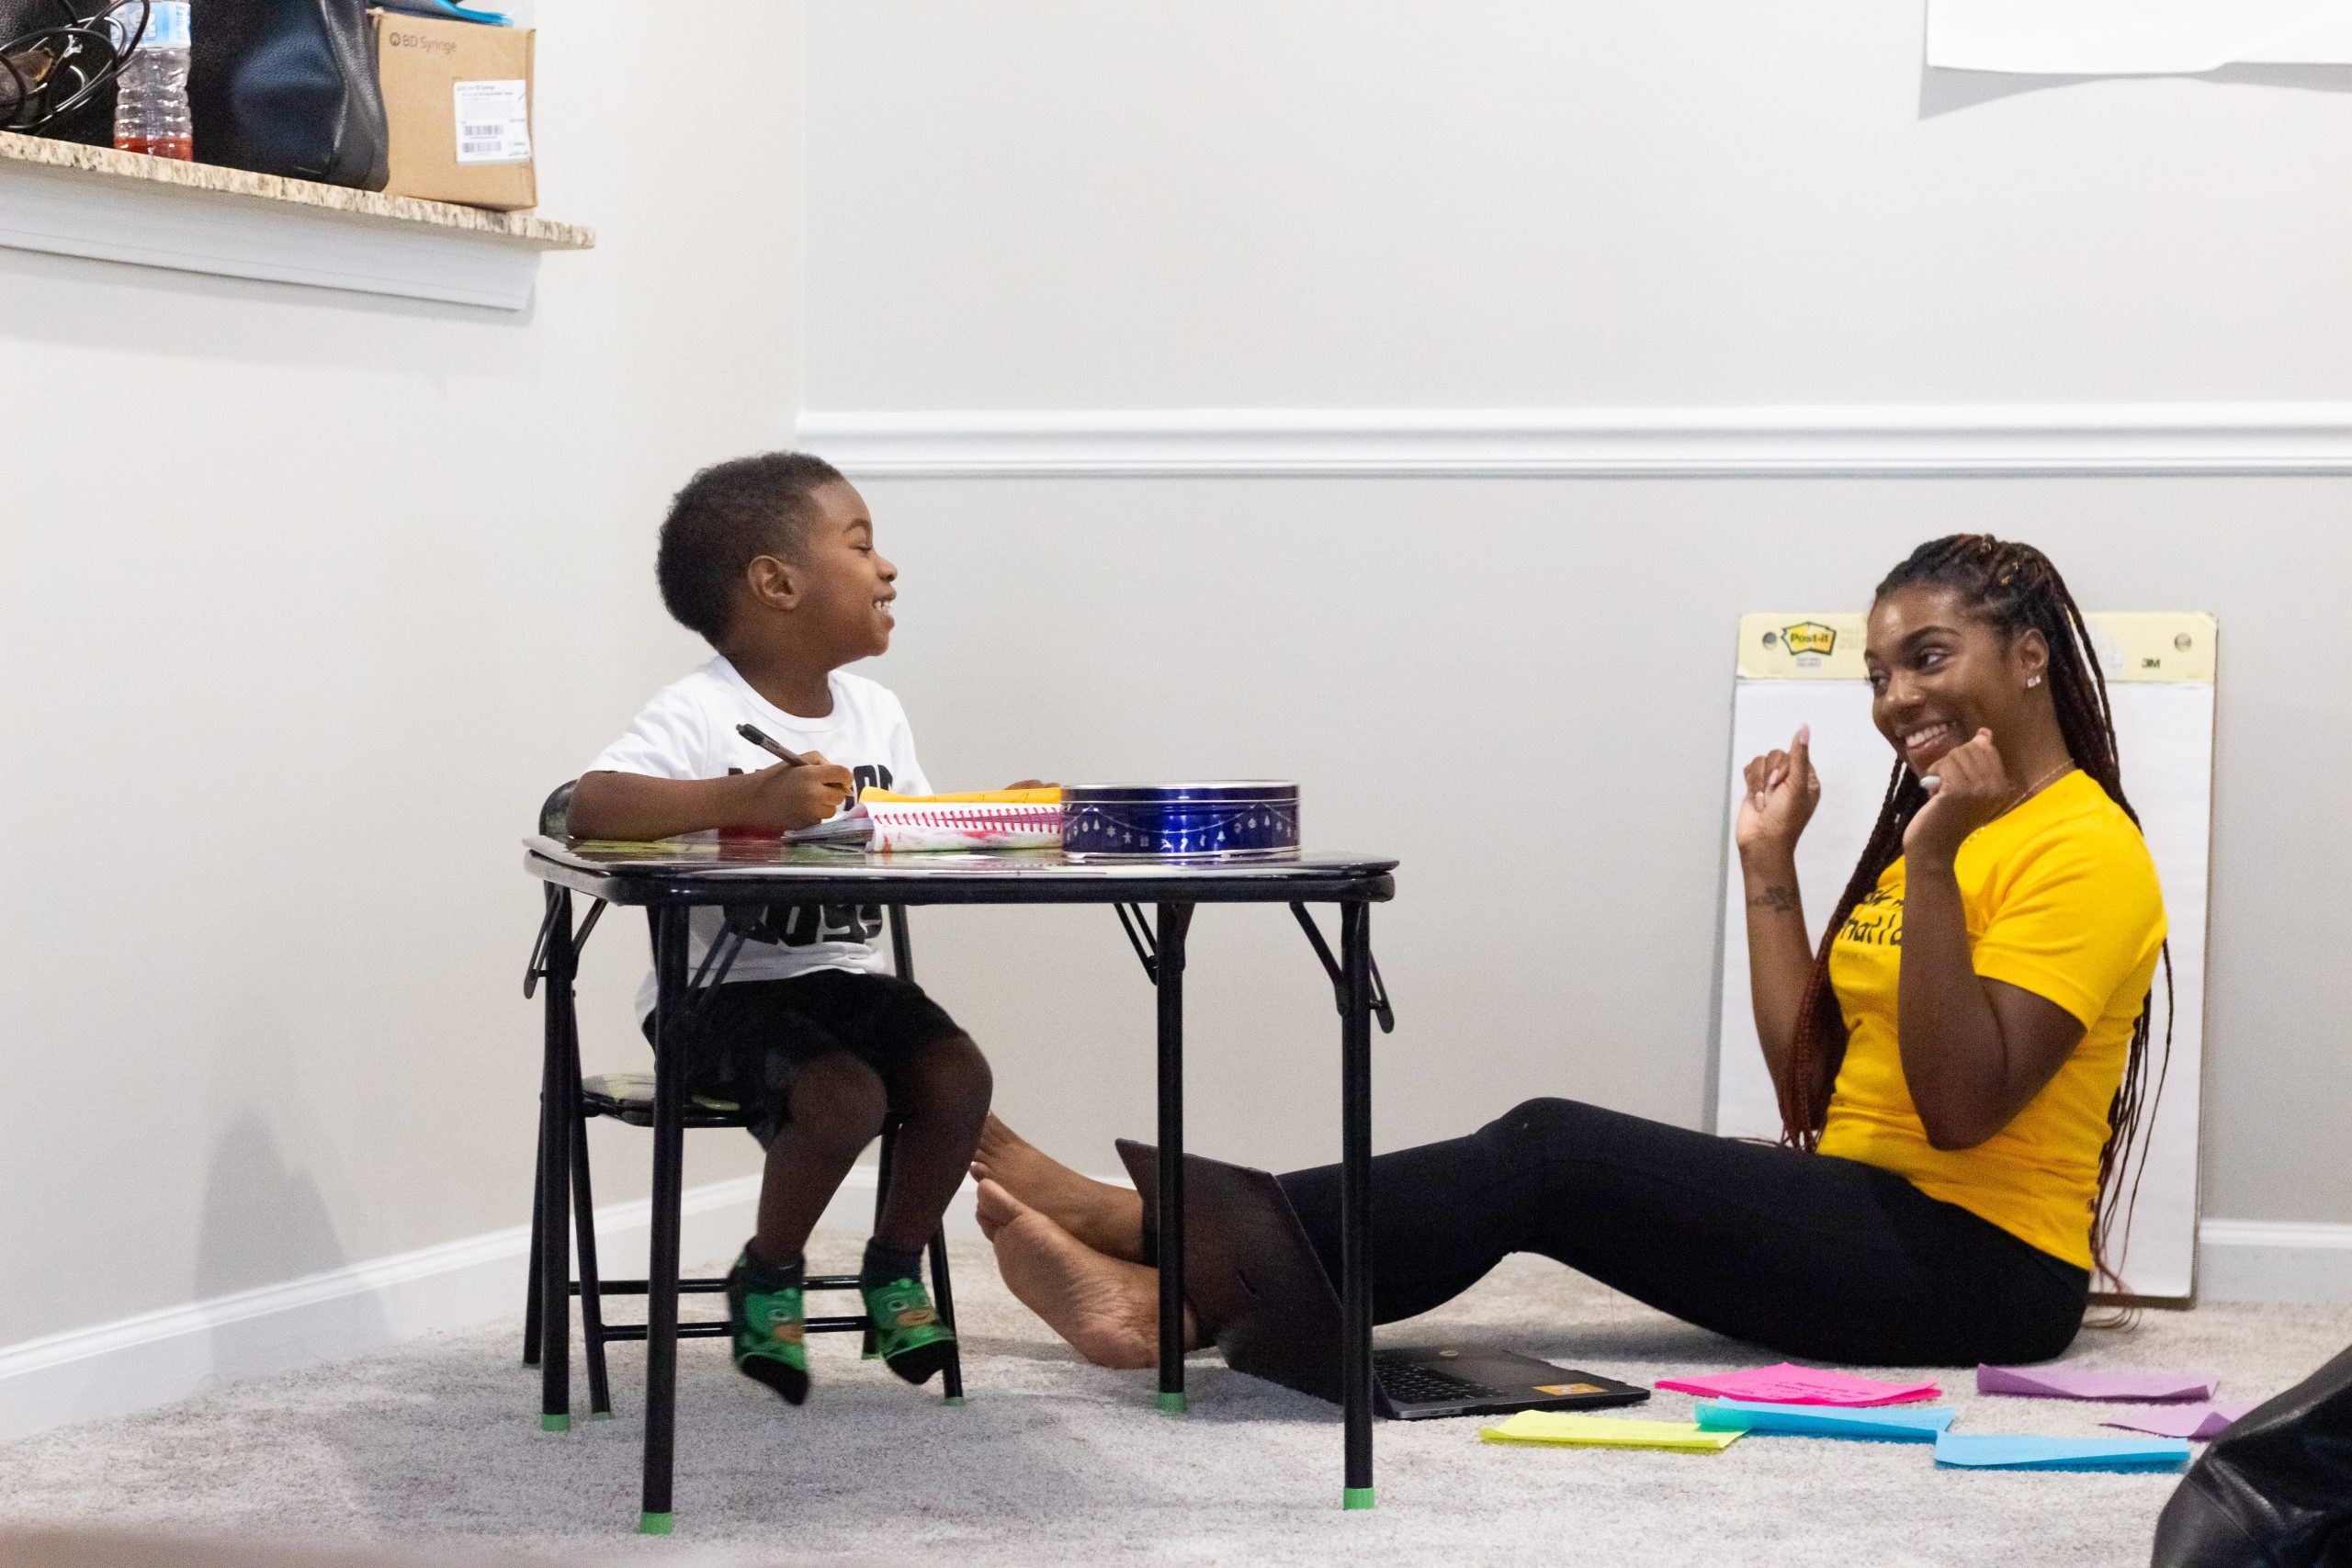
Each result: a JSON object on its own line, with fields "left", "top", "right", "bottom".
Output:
{"left": 2198, "top": 1218, "right": 2352, "bottom": 1303}
{"left": 0, "top": 1166, "right": 987, "bottom": 1444}
{"left": 7, "top": 1179, "right": 2336, "bottom": 1442}
{"left": 796, "top": 403, "right": 2352, "bottom": 479}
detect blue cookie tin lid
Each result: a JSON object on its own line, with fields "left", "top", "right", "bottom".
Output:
{"left": 1064, "top": 781, "right": 1297, "bottom": 801}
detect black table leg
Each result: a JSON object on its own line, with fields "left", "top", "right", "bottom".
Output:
{"left": 536, "top": 890, "right": 574, "bottom": 1432}
{"left": 522, "top": 1112, "right": 544, "bottom": 1369}
{"left": 1339, "top": 899, "right": 1375, "bottom": 1509}
{"left": 1155, "top": 902, "right": 1193, "bottom": 1415}
{"left": 640, "top": 905, "right": 690, "bottom": 1535}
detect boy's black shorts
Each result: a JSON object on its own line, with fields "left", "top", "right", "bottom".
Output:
{"left": 638, "top": 970, "right": 965, "bottom": 1148}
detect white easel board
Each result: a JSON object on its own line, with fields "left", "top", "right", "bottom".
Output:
{"left": 1711, "top": 612, "right": 2216, "bottom": 1301}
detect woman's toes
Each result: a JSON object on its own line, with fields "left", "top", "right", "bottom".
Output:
{"left": 972, "top": 1177, "right": 1024, "bottom": 1242}
{"left": 984, "top": 1198, "right": 1161, "bottom": 1370}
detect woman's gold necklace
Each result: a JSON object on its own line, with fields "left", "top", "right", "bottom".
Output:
{"left": 1964, "top": 760, "right": 2075, "bottom": 842}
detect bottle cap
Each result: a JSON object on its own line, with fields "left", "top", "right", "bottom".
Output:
{"left": 124, "top": 3, "right": 191, "bottom": 51}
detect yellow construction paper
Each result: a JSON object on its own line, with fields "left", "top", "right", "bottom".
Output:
{"left": 859, "top": 787, "right": 1062, "bottom": 806}
{"left": 1478, "top": 1412, "right": 1741, "bottom": 1452}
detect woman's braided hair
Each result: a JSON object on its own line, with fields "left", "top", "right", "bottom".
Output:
{"left": 1777, "top": 535, "right": 2173, "bottom": 1293}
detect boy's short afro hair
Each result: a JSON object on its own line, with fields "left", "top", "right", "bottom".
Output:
{"left": 655, "top": 451, "right": 846, "bottom": 645}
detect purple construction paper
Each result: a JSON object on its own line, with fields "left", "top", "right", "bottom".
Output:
{"left": 1976, "top": 1364, "right": 2217, "bottom": 1403}
{"left": 2099, "top": 1401, "right": 2257, "bottom": 1440}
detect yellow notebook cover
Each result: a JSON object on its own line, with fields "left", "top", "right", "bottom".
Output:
{"left": 860, "top": 788, "right": 1062, "bottom": 805}
{"left": 1478, "top": 1412, "right": 1741, "bottom": 1452}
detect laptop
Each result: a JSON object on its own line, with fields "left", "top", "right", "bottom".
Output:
{"left": 1116, "top": 1140, "right": 1649, "bottom": 1421}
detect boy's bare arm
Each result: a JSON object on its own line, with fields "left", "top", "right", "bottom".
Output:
{"left": 567, "top": 760, "right": 854, "bottom": 841}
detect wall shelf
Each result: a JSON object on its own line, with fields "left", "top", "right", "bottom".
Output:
{"left": 0, "top": 130, "right": 593, "bottom": 310}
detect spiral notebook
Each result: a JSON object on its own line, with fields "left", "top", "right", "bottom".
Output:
{"left": 856, "top": 788, "right": 1064, "bottom": 852}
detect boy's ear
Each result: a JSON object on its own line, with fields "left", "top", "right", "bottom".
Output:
{"left": 744, "top": 553, "right": 800, "bottom": 611}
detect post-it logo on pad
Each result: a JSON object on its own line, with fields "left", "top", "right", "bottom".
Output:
{"left": 1779, "top": 621, "right": 1838, "bottom": 657}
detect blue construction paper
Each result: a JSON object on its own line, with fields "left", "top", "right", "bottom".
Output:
{"left": 1696, "top": 1398, "right": 1955, "bottom": 1440}
{"left": 1933, "top": 1432, "right": 2191, "bottom": 1472}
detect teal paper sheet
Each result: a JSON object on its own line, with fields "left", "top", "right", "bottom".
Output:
{"left": 1695, "top": 1399, "right": 1955, "bottom": 1440}
{"left": 1933, "top": 1432, "right": 2191, "bottom": 1472}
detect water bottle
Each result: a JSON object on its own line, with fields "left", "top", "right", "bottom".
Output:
{"left": 112, "top": 2, "right": 192, "bottom": 161}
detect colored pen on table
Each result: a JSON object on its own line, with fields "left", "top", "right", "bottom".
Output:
{"left": 736, "top": 723, "right": 806, "bottom": 767}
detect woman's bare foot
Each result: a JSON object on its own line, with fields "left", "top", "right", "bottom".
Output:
{"left": 975, "top": 1179, "right": 1195, "bottom": 1369}
{"left": 972, "top": 1114, "right": 1148, "bottom": 1263}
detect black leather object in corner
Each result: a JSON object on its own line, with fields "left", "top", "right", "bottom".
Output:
{"left": 189, "top": 0, "right": 387, "bottom": 188}
{"left": 2151, "top": 1341, "right": 2352, "bottom": 1568}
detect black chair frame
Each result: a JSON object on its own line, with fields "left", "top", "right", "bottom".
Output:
{"left": 519, "top": 786, "right": 963, "bottom": 1420}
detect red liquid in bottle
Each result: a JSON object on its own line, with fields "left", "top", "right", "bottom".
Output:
{"left": 115, "top": 134, "right": 193, "bottom": 161}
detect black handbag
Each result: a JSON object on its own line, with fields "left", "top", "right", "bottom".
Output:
{"left": 2152, "top": 1341, "right": 2352, "bottom": 1568}
{"left": 190, "top": 0, "right": 387, "bottom": 188}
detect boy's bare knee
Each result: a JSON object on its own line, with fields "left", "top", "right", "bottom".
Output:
{"left": 910, "top": 1033, "right": 992, "bottom": 1121}
{"left": 788, "top": 1054, "right": 888, "bottom": 1152}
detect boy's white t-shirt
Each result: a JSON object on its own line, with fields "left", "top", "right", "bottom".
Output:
{"left": 583, "top": 657, "right": 932, "bottom": 1020}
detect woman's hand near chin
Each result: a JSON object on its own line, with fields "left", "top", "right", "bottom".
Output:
{"left": 1738, "top": 726, "right": 1821, "bottom": 862}
{"left": 1903, "top": 728, "right": 2010, "bottom": 863}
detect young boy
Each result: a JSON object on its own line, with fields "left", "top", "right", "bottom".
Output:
{"left": 569, "top": 451, "right": 998, "bottom": 1404}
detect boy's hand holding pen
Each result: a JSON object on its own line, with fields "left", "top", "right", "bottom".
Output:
{"left": 733, "top": 723, "right": 854, "bottom": 830}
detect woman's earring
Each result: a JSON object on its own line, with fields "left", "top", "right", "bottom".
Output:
{"left": 2027, "top": 675, "right": 2041, "bottom": 688}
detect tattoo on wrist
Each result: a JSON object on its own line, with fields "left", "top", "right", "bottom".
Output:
{"left": 1748, "top": 885, "right": 1800, "bottom": 914}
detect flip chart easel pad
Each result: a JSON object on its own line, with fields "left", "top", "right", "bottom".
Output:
{"left": 1710, "top": 614, "right": 2214, "bottom": 1301}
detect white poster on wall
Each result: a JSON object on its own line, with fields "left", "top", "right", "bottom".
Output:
{"left": 1928, "top": 0, "right": 2352, "bottom": 73}
{"left": 1711, "top": 612, "right": 2215, "bottom": 1301}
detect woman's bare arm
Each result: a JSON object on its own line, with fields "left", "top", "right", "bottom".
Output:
{"left": 1736, "top": 728, "right": 1822, "bottom": 1106}
{"left": 1895, "top": 731, "right": 2086, "bottom": 1148}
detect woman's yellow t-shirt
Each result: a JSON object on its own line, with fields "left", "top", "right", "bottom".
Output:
{"left": 1816, "top": 770, "right": 2165, "bottom": 1270}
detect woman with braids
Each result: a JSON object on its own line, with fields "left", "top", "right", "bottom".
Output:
{"left": 972, "top": 535, "right": 2168, "bottom": 1370}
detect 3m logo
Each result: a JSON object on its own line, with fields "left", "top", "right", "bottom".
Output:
{"left": 1781, "top": 622, "right": 1838, "bottom": 657}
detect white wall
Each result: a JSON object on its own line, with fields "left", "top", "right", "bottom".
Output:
{"left": 863, "top": 478, "right": 2352, "bottom": 1240}
{"left": 799, "top": 0, "right": 2352, "bottom": 1245}
{"left": 0, "top": 1, "right": 789, "bottom": 1352}
{"left": 806, "top": 0, "right": 2352, "bottom": 410}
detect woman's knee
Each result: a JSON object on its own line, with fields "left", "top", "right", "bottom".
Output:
{"left": 1484, "top": 1096, "right": 1591, "bottom": 1150}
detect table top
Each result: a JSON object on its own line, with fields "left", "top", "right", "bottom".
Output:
{"left": 523, "top": 835, "right": 1397, "bottom": 907}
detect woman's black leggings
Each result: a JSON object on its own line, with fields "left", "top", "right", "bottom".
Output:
{"left": 1269, "top": 1097, "right": 2090, "bottom": 1367}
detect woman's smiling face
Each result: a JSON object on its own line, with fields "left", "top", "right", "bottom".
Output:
{"left": 1864, "top": 584, "right": 2044, "bottom": 775}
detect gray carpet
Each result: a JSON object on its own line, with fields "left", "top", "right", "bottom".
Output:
{"left": 4, "top": 1234, "right": 2346, "bottom": 1568}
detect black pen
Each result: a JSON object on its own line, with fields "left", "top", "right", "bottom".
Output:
{"left": 736, "top": 722, "right": 807, "bottom": 767}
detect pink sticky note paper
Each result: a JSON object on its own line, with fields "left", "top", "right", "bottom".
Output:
{"left": 2100, "top": 1401, "right": 2256, "bottom": 1440}
{"left": 1655, "top": 1363, "right": 1942, "bottom": 1407}
{"left": 1976, "top": 1364, "right": 2217, "bottom": 1403}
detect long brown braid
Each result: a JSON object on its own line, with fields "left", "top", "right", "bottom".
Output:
{"left": 1777, "top": 535, "right": 2175, "bottom": 1294}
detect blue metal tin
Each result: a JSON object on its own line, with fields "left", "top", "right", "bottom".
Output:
{"left": 1061, "top": 782, "right": 1300, "bottom": 862}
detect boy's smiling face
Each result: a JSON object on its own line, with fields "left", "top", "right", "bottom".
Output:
{"left": 736, "top": 479, "right": 899, "bottom": 665}
{"left": 795, "top": 479, "right": 899, "bottom": 660}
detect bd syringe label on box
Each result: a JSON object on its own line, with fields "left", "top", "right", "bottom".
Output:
{"left": 453, "top": 79, "right": 531, "bottom": 164}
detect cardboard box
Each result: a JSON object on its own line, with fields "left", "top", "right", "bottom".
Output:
{"left": 371, "top": 10, "right": 536, "bottom": 209}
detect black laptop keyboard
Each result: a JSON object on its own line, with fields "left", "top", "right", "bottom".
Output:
{"left": 1374, "top": 1356, "right": 1514, "bottom": 1404}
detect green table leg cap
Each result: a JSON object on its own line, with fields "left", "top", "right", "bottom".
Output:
{"left": 521, "top": 1356, "right": 540, "bottom": 1369}
{"left": 591, "top": 1410, "right": 614, "bottom": 1421}
{"left": 539, "top": 1413, "right": 571, "bottom": 1433}
{"left": 1157, "top": 1391, "right": 1188, "bottom": 1415}
{"left": 1342, "top": 1487, "right": 1377, "bottom": 1511}
{"left": 943, "top": 1395, "right": 968, "bottom": 1407}
{"left": 638, "top": 1511, "right": 674, "bottom": 1536}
